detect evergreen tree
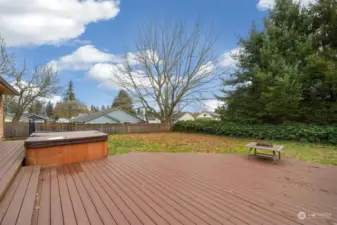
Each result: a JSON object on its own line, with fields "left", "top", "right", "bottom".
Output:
{"left": 46, "top": 101, "right": 54, "bottom": 117}
{"left": 112, "top": 90, "right": 134, "bottom": 113}
{"left": 64, "top": 80, "right": 76, "bottom": 101}
{"left": 101, "top": 105, "right": 106, "bottom": 111}
{"left": 30, "top": 100, "right": 43, "bottom": 115}
{"left": 219, "top": 0, "right": 337, "bottom": 124}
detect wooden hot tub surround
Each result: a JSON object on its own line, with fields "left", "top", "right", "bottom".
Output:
{"left": 25, "top": 131, "right": 108, "bottom": 166}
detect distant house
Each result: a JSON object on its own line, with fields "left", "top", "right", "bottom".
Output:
{"left": 5, "top": 113, "right": 14, "bottom": 122}
{"left": 72, "top": 108, "right": 145, "bottom": 124}
{"left": 172, "top": 112, "right": 195, "bottom": 123}
{"left": 20, "top": 114, "right": 51, "bottom": 123}
{"left": 0, "top": 77, "right": 19, "bottom": 139}
{"left": 195, "top": 112, "right": 220, "bottom": 120}
{"left": 56, "top": 118, "right": 70, "bottom": 123}
{"left": 146, "top": 115, "right": 161, "bottom": 124}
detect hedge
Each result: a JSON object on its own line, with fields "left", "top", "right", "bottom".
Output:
{"left": 173, "top": 120, "right": 337, "bottom": 144}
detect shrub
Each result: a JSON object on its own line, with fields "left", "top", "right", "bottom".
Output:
{"left": 173, "top": 120, "right": 337, "bottom": 144}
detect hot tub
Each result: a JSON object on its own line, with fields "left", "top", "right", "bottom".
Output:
{"left": 25, "top": 130, "right": 108, "bottom": 166}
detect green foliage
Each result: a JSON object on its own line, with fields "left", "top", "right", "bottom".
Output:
{"left": 53, "top": 100, "right": 89, "bottom": 118}
{"left": 112, "top": 90, "right": 134, "bottom": 113}
{"left": 46, "top": 101, "right": 54, "bottom": 117}
{"left": 64, "top": 80, "right": 75, "bottom": 101}
{"left": 173, "top": 120, "right": 337, "bottom": 144}
{"left": 220, "top": 0, "right": 337, "bottom": 124}
{"left": 28, "top": 100, "right": 43, "bottom": 115}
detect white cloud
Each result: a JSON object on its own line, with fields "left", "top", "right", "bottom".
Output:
{"left": 50, "top": 45, "right": 216, "bottom": 91}
{"left": 197, "top": 61, "right": 214, "bottom": 76}
{"left": 48, "top": 46, "right": 159, "bottom": 72}
{"left": 126, "top": 50, "right": 161, "bottom": 65}
{"left": 87, "top": 63, "right": 152, "bottom": 90}
{"left": 0, "top": 0, "right": 120, "bottom": 46}
{"left": 87, "top": 63, "right": 119, "bottom": 89}
{"left": 201, "top": 99, "right": 224, "bottom": 111}
{"left": 218, "top": 48, "right": 241, "bottom": 68}
{"left": 257, "top": 0, "right": 316, "bottom": 10}
{"left": 39, "top": 95, "right": 62, "bottom": 105}
{"left": 48, "top": 45, "right": 122, "bottom": 71}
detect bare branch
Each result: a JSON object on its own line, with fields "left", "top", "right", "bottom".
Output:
{"left": 109, "top": 21, "right": 221, "bottom": 122}
{"left": 0, "top": 34, "right": 14, "bottom": 76}
{"left": 5, "top": 63, "right": 61, "bottom": 121}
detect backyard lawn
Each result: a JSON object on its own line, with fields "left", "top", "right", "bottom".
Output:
{"left": 109, "top": 132, "right": 337, "bottom": 166}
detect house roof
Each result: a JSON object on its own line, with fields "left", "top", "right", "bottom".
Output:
{"left": 172, "top": 112, "right": 192, "bottom": 121}
{"left": 0, "top": 76, "right": 19, "bottom": 95}
{"left": 72, "top": 107, "right": 145, "bottom": 123}
{"left": 196, "top": 112, "right": 220, "bottom": 117}
{"left": 209, "top": 112, "right": 220, "bottom": 117}
{"left": 20, "top": 114, "right": 51, "bottom": 121}
{"left": 145, "top": 114, "right": 159, "bottom": 121}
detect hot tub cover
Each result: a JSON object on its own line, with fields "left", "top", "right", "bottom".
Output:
{"left": 25, "top": 130, "right": 108, "bottom": 148}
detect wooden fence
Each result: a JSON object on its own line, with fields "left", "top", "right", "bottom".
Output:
{"left": 4, "top": 122, "right": 171, "bottom": 138}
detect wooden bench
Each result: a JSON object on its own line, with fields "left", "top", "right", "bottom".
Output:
{"left": 245, "top": 142, "right": 284, "bottom": 161}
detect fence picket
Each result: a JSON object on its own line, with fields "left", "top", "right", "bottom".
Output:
{"left": 4, "top": 122, "right": 171, "bottom": 138}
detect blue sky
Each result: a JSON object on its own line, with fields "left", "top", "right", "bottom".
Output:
{"left": 1, "top": 0, "right": 291, "bottom": 111}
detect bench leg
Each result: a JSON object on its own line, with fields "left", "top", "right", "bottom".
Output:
{"left": 254, "top": 148, "right": 257, "bottom": 156}
{"left": 248, "top": 148, "right": 252, "bottom": 158}
{"left": 273, "top": 151, "right": 276, "bottom": 161}
{"left": 278, "top": 151, "right": 281, "bottom": 160}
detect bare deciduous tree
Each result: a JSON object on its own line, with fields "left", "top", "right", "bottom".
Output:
{"left": 110, "top": 22, "right": 220, "bottom": 122}
{"left": 0, "top": 34, "right": 13, "bottom": 76}
{"left": 6, "top": 65, "right": 60, "bottom": 121}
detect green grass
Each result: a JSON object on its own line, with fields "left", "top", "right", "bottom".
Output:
{"left": 108, "top": 132, "right": 337, "bottom": 166}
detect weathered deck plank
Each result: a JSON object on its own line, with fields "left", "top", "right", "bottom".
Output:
{"left": 16, "top": 166, "right": 41, "bottom": 225}
{"left": 0, "top": 165, "right": 40, "bottom": 225}
{"left": 67, "top": 164, "right": 103, "bottom": 225}
{"left": 37, "top": 168, "right": 51, "bottom": 225}
{"left": 2, "top": 152, "right": 337, "bottom": 225}
{"left": 56, "top": 166, "right": 77, "bottom": 225}
{"left": 0, "top": 141, "right": 25, "bottom": 200}
{"left": 50, "top": 167, "right": 63, "bottom": 225}
{"left": 72, "top": 163, "right": 115, "bottom": 225}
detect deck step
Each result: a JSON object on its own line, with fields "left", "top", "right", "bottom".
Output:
{"left": 0, "top": 141, "right": 25, "bottom": 201}
{"left": 0, "top": 165, "right": 41, "bottom": 225}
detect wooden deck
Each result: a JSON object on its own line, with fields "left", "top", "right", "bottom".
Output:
{"left": 0, "top": 165, "right": 40, "bottom": 225}
{"left": 0, "top": 141, "right": 25, "bottom": 200}
{"left": 1, "top": 152, "right": 337, "bottom": 225}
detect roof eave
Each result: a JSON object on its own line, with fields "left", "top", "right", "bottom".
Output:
{"left": 0, "top": 77, "right": 19, "bottom": 95}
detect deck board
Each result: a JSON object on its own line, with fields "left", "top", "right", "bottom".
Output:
{"left": 1, "top": 152, "right": 337, "bottom": 225}
{"left": 115, "top": 155, "right": 294, "bottom": 224}
{"left": 62, "top": 165, "right": 90, "bottom": 225}
{"left": 37, "top": 168, "right": 51, "bottom": 225}
{"left": 72, "top": 163, "right": 115, "bottom": 225}
{"left": 50, "top": 167, "right": 63, "bottom": 225}
{"left": 0, "top": 141, "right": 25, "bottom": 200}
{"left": 67, "top": 164, "right": 103, "bottom": 225}
{"left": 56, "top": 166, "right": 77, "bottom": 225}
{"left": 16, "top": 166, "right": 40, "bottom": 225}
{"left": 0, "top": 169, "right": 25, "bottom": 222}
{"left": 0, "top": 165, "right": 40, "bottom": 225}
